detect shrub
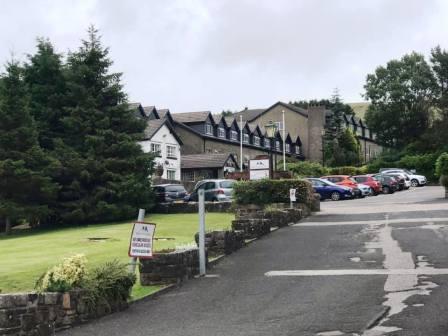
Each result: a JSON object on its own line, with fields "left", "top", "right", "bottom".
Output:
{"left": 435, "top": 153, "right": 448, "bottom": 177}
{"left": 233, "top": 179, "right": 314, "bottom": 206}
{"left": 286, "top": 161, "right": 329, "bottom": 177}
{"left": 36, "top": 254, "right": 88, "bottom": 292}
{"left": 84, "top": 260, "right": 136, "bottom": 309}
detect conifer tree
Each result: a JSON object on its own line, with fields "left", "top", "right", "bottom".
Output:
{"left": 59, "top": 26, "right": 153, "bottom": 224}
{"left": 0, "top": 61, "right": 56, "bottom": 233}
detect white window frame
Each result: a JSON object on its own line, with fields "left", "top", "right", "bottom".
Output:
{"left": 231, "top": 130, "right": 238, "bottom": 141}
{"left": 205, "top": 124, "right": 213, "bottom": 135}
{"left": 167, "top": 145, "right": 176, "bottom": 158}
{"left": 243, "top": 133, "right": 249, "bottom": 143}
{"left": 218, "top": 127, "right": 225, "bottom": 138}
{"left": 295, "top": 145, "right": 301, "bottom": 154}
{"left": 275, "top": 140, "right": 280, "bottom": 151}
{"left": 254, "top": 136, "right": 260, "bottom": 146}
{"left": 150, "top": 143, "right": 161, "bottom": 156}
{"left": 285, "top": 143, "right": 290, "bottom": 152}
{"left": 167, "top": 169, "right": 176, "bottom": 180}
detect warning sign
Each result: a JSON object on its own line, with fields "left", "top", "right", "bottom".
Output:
{"left": 128, "top": 222, "right": 156, "bottom": 258}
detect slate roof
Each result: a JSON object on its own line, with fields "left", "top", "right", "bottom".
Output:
{"left": 157, "top": 109, "right": 170, "bottom": 119}
{"left": 233, "top": 102, "right": 309, "bottom": 122}
{"left": 142, "top": 119, "right": 183, "bottom": 144}
{"left": 172, "top": 111, "right": 211, "bottom": 123}
{"left": 181, "top": 153, "right": 237, "bottom": 169}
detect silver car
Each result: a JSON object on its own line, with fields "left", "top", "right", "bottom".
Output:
{"left": 188, "top": 179, "right": 236, "bottom": 202}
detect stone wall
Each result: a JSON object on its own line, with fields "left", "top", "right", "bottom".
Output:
{"left": 139, "top": 248, "right": 204, "bottom": 285}
{"left": 153, "top": 201, "right": 233, "bottom": 214}
{"left": 0, "top": 290, "right": 128, "bottom": 336}
{"left": 194, "top": 231, "right": 245, "bottom": 255}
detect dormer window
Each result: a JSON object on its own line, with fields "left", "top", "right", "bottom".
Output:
{"left": 295, "top": 145, "right": 301, "bottom": 154}
{"left": 285, "top": 143, "right": 290, "bottom": 152}
{"left": 205, "top": 124, "right": 213, "bottom": 135}
{"left": 243, "top": 133, "right": 249, "bottom": 143}
{"left": 231, "top": 130, "right": 238, "bottom": 141}
{"left": 218, "top": 127, "right": 225, "bottom": 138}
{"left": 254, "top": 136, "right": 260, "bottom": 146}
{"left": 276, "top": 140, "right": 280, "bottom": 151}
{"left": 264, "top": 138, "right": 270, "bottom": 148}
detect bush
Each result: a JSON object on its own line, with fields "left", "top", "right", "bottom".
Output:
{"left": 398, "top": 153, "right": 439, "bottom": 182}
{"left": 286, "top": 161, "right": 329, "bottom": 177}
{"left": 435, "top": 153, "right": 448, "bottom": 177}
{"left": 327, "top": 166, "right": 368, "bottom": 176}
{"left": 37, "top": 254, "right": 88, "bottom": 292}
{"left": 84, "top": 260, "right": 136, "bottom": 309}
{"left": 233, "top": 179, "right": 314, "bottom": 206}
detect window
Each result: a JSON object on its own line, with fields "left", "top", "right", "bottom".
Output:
{"left": 218, "top": 127, "right": 225, "bottom": 138}
{"left": 150, "top": 143, "right": 161, "bottom": 156}
{"left": 295, "top": 145, "right": 301, "bottom": 154}
{"left": 205, "top": 124, "right": 213, "bottom": 135}
{"left": 167, "top": 145, "right": 176, "bottom": 158}
{"left": 275, "top": 140, "right": 280, "bottom": 151}
{"left": 285, "top": 143, "right": 290, "bottom": 152}
{"left": 243, "top": 133, "right": 249, "bottom": 143}
{"left": 219, "top": 181, "right": 235, "bottom": 188}
{"left": 231, "top": 130, "right": 238, "bottom": 141}
{"left": 254, "top": 136, "right": 260, "bottom": 146}
{"left": 274, "top": 121, "right": 282, "bottom": 130}
{"left": 264, "top": 138, "right": 270, "bottom": 148}
{"left": 167, "top": 169, "right": 176, "bottom": 180}
{"left": 182, "top": 171, "right": 195, "bottom": 182}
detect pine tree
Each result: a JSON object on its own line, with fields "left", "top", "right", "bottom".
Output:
{"left": 59, "top": 26, "right": 154, "bottom": 224}
{"left": 24, "top": 38, "right": 68, "bottom": 150}
{"left": 0, "top": 61, "right": 56, "bottom": 234}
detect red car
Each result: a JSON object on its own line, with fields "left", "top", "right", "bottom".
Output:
{"left": 353, "top": 175, "right": 382, "bottom": 195}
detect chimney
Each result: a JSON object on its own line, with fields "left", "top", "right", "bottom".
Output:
{"left": 307, "top": 105, "right": 325, "bottom": 163}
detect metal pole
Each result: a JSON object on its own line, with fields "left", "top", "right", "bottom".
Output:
{"left": 282, "top": 110, "right": 286, "bottom": 171}
{"left": 198, "top": 189, "right": 206, "bottom": 276}
{"left": 129, "top": 208, "right": 145, "bottom": 274}
{"left": 240, "top": 115, "right": 243, "bottom": 172}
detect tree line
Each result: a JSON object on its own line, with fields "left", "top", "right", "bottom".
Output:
{"left": 0, "top": 26, "right": 154, "bottom": 234}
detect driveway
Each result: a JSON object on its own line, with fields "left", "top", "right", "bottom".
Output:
{"left": 61, "top": 186, "right": 448, "bottom": 336}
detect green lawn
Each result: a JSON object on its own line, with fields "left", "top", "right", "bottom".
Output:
{"left": 0, "top": 213, "right": 233, "bottom": 294}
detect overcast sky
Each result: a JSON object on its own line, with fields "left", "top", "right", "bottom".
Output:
{"left": 1, "top": 0, "right": 447, "bottom": 113}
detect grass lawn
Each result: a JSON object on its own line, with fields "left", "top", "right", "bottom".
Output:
{"left": 0, "top": 213, "right": 233, "bottom": 294}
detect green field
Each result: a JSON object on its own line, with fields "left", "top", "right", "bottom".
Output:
{"left": 0, "top": 213, "right": 233, "bottom": 294}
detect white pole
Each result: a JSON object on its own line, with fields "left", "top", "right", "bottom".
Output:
{"left": 240, "top": 115, "right": 243, "bottom": 172}
{"left": 282, "top": 110, "right": 286, "bottom": 171}
{"left": 129, "top": 208, "right": 145, "bottom": 273}
{"left": 198, "top": 189, "right": 206, "bottom": 276}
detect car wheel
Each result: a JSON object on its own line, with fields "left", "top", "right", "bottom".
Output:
{"left": 383, "top": 186, "right": 390, "bottom": 194}
{"left": 331, "top": 192, "right": 341, "bottom": 201}
{"left": 411, "top": 179, "right": 419, "bottom": 187}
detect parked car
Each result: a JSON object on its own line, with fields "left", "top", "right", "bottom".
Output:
{"left": 188, "top": 179, "right": 236, "bottom": 202}
{"left": 153, "top": 184, "right": 188, "bottom": 203}
{"left": 353, "top": 175, "right": 382, "bottom": 195}
{"left": 385, "top": 173, "right": 410, "bottom": 190}
{"left": 371, "top": 174, "right": 398, "bottom": 194}
{"left": 381, "top": 169, "right": 427, "bottom": 187}
{"left": 320, "top": 175, "right": 363, "bottom": 198}
{"left": 306, "top": 178, "right": 355, "bottom": 201}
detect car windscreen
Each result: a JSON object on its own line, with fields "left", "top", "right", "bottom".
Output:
{"left": 166, "top": 185, "right": 186, "bottom": 192}
{"left": 354, "top": 176, "right": 367, "bottom": 182}
{"left": 219, "top": 181, "right": 234, "bottom": 188}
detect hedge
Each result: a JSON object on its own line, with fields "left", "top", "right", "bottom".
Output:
{"left": 233, "top": 179, "right": 314, "bottom": 206}
{"left": 327, "top": 166, "right": 368, "bottom": 176}
{"left": 435, "top": 153, "right": 448, "bottom": 188}
{"left": 286, "top": 161, "right": 329, "bottom": 177}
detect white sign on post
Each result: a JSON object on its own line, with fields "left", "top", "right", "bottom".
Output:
{"left": 249, "top": 158, "right": 270, "bottom": 180}
{"left": 249, "top": 159, "right": 270, "bottom": 170}
{"left": 250, "top": 169, "right": 270, "bottom": 180}
{"left": 289, "top": 188, "right": 296, "bottom": 202}
{"left": 128, "top": 222, "right": 156, "bottom": 259}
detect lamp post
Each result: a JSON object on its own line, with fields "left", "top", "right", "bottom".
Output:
{"left": 265, "top": 121, "right": 278, "bottom": 179}
{"left": 321, "top": 128, "right": 326, "bottom": 167}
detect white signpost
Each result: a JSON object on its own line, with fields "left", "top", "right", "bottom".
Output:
{"left": 249, "top": 158, "right": 270, "bottom": 180}
{"left": 129, "top": 220, "right": 156, "bottom": 259}
{"left": 289, "top": 188, "right": 296, "bottom": 208}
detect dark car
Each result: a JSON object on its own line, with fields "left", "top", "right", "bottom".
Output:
{"left": 153, "top": 184, "right": 188, "bottom": 203}
{"left": 371, "top": 174, "right": 398, "bottom": 194}
{"left": 306, "top": 178, "right": 355, "bottom": 201}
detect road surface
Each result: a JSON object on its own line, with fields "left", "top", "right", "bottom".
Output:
{"left": 62, "top": 186, "right": 448, "bottom": 336}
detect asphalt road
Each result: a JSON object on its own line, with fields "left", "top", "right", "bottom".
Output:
{"left": 61, "top": 186, "right": 448, "bottom": 336}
